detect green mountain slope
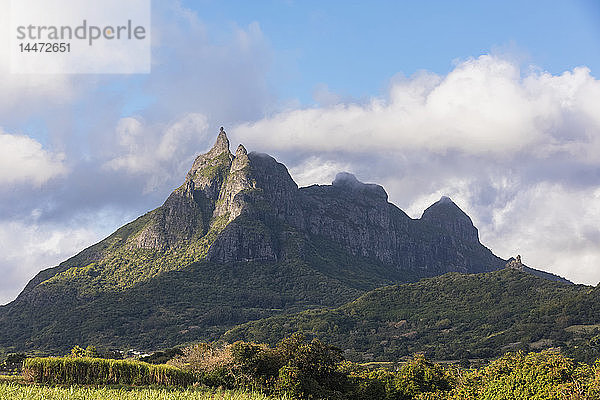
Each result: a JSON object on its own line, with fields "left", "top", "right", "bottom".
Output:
{"left": 223, "top": 267, "right": 599, "bottom": 363}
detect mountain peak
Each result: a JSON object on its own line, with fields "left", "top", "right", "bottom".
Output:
{"left": 235, "top": 143, "right": 248, "bottom": 157}
{"left": 332, "top": 172, "right": 361, "bottom": 187}
{"left": 332, "top": 172, "right": 388, "bottom": 201}
{"left": 211, "top": 127, "right": 230, "bottom": 155}
{"left": 439, "top": 195, "right": 453, "bottom": 204}
{"left": 421, "top": 196, "right": 479, "bottom": 243}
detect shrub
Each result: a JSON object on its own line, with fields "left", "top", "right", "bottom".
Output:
{"left": 0, "top": 353, "right": 26, "bottom": 373}
{"left": 346, "top": 355, "right": 456, "bottom": 400}
{"left": 22, "top": 356, "right": 194, "bottom": 386}
{"left": 168, "top": 343, "right": 237, "bottom": 388}
{"left": 275, "top": 333, "right": 346, "bottom": 399}
{"left": 69, "top": 345, "right": 99, "bottom": 358}
{"left": 449, "top": 350, "right": 596, "bottom": 399}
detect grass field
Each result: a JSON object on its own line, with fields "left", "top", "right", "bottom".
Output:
{"left": 0, "top": 381, "right": 289, "bottom": 400}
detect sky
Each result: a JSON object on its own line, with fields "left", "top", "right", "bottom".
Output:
{"left": 1, "top": 0, "right": 600, "bottom": 304}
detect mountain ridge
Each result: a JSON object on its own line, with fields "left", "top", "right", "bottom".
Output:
{"left": 0, "top": 128, "right": 566, "bottom": 354}
{"left": 223, "top": 266, "right": 593, "bottom": 363}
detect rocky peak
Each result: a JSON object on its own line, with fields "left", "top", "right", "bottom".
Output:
{"left": 421, "top": 196, "right": 479, "bottom": 243}
{"left": 506, "top": 255, "right": 524, "bottom": 270}
{"left": 213, "top": 144, "right": 254, "bottom": 222}
{"left": 213, "top": 127, "right": 231, "bottom": 154}
{"left": 332, "top": 172, "right": 388, "bottom": 201}
{"left": 232, "top": 144, "right": 249, "bottom": 171}
{"left": 186, "top": 128, "right": 234, "bottom": 201}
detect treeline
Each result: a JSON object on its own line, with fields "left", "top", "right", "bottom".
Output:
{"left": 13, "top": 333, "right": 600, "bottom": 399}
{"left": 224, "top": 269, "right": 600, "bottom": 364}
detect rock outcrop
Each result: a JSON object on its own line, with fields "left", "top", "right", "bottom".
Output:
{"left": 421, "top": 196, "right": 479, "bottom": 243}
{"left": 132, "top": 129, "right": 503, "bottom": 273}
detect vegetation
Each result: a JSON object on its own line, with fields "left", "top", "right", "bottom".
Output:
{"left": 22, "top": 357, "right": 193, "bottom": 386}
{"left": 0, "top": 382, "right": 288, "bottom": 400}
{"left": 224, "top": 268, "right": 600, "bottom": 364}
{"left": 0, "top": 353, "right": 26, "bottom": 374}
{"left": 0, "top": 216, "right": 412, "bottom": 354}
{"left": 442, "top": 350, "right": 600, "bottom": 399}
{"left": 4, "top": 333, "right": 600, "bottom": 399}
{"left": 168, "top": 333, "right": 345, "bottom": 399}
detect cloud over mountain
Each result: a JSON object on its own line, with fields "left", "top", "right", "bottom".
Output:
{"left": 232, "top": 55, "right": 600, "bottom": 285}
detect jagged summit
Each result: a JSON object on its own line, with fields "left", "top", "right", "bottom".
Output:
{"left": 421, "top": 196, "right": 479, "bottom": 243}
{"left": 506, "top": 254, "right": 524, "bottom": 270}
{"left": 439, "top": 195, "right": 453, "bottom": 204}
{"left": 214, "top": 127, "right": 231, "bottom": 154}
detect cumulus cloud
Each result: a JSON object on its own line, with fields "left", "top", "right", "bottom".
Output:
{"left": 0, "top": 129, "right": 67, "bottom": 186}
{"left": 0, "top": 220, "right": 98, "bottom": 305}
{"left": 234, "top": 55, "right": 600, "bottom": 158}
{"left": 289, "top": 157, "right": 352, "bottom": 187}
{"left": 103, "top": 113, "right": 210, "bottom": 192}
{"left": 482, "top": 184, "right": 600, "bottom": 285}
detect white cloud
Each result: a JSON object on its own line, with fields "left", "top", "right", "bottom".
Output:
{"left": 289, "top": 157, "right": 352, "bottom": 187}
{"left": 0, "top": 2, "right": 77, "bottom": 114}
{"left": 231, "top": 55, "right": 600, "bottom": 285}
{"left": 0, "top": 129, "right": 67, "bottom": 186}
{"left": 103, "top": 113, "right": 210, "bottom": 191}
{"left": 234, "top": 55, "right": 600, "bottom": 158}
{"left": 0, "top": 220, "right": 98, "bottom": 305}
{"left": 480, "top": 183, "right": 600, "bottom": 285}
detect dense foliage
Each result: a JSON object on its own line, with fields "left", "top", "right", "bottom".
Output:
{"left": 0, "top": 353, "right": 26, "bottom": 373}
{"left": 225, "top": 269, "right": 600, "bottom": 364}
{"left": 22, "top": 357, "right": 194, "bottom": 386}
{"left": 441, "top": 350, "right": 600, "bottom": 399}
{"left": 6, "top": 333, "right": 600, "bottom": 399}
{"left": 166, "top": 335, "right": 600, "bottom": 399}
{"left": 168, "top": 333, "right": 346, "bottom": 399}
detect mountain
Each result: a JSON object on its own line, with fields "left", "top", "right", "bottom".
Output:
{"left": 1, "top": 129, "right": 509, "bottom": 354}
{"left": 223, "top": 266, "right": 599, "bottom": 364}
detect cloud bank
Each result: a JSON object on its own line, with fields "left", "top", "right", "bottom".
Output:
{"left": 232, "top": 55, "right": 600, "bottom": 285}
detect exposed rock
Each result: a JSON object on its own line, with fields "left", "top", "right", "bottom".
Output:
{"left": 421, "top": 196, "right": 480, "bottom": 243}
{"left": 332, "top": 172, "right": 388, "bottom": 202}
{"left": 133, "top": 130, "right": 235, "bottom": 250}
{"left": 186, "top": 128, "right": 233, "bottom": 201}
{"left": 506, "top": 255, "right": 524, "bottom": 270}
{"left": 213, "top": 144, "right": 253, "bottom": 222}
{"left": 23, "top": 128, "right": 507, "bottom": 281}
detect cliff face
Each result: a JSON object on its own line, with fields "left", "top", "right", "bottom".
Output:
{"left": 137, "top": 129, "right": 502, "bottom": 274}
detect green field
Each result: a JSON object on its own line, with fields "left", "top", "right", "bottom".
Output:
{"left": 0, "top": 381, "right": 287, "bottom": 400}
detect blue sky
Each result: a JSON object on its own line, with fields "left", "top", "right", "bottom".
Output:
{"left": 1, "top": 0, "right": 600, "bottom": 304}
{"left": 182, "top": 0, "right": 600, "bottom": 103}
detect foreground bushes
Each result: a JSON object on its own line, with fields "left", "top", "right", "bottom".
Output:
{"left": 444, "top": 350, "right": 600, "bottom": 400}
{"left": 168, "top": 333, "right": 345, "bottom": 398}
{"left": 22, "top": 356, "right": 194, "bottom": 386}
{"left": 17, "top": 336, "right": 600, "bottom": 399}
{"left": 345, "top": 354, "right": 455, "bottom": 400}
